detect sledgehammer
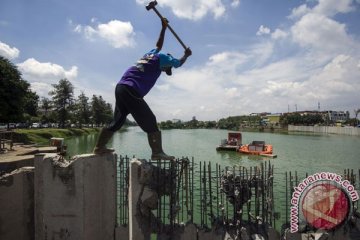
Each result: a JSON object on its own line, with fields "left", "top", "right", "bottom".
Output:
{"left": 146, "top": 1, "right": 188, "bottom": 50}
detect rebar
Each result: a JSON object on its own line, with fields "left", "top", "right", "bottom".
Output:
{"left": 116, "top": 155, "right": 360, "bottom": 237}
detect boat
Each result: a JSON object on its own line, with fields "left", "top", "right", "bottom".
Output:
{"left": 238, "top": 141, "right": 277, "bottom": 158}
{"left": 216, "top": 132, "right": 242, "bottom": 151}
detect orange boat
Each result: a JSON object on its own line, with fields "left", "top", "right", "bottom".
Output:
{"left": 238, "top": 141, "right": 275, "bottom": 157}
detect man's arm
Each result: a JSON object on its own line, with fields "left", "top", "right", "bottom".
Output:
{"left": 156, "top": 18, "right": 168, "bottom": 51}
{"left": 179, "top": 48, "right": 192, "bottom": 67}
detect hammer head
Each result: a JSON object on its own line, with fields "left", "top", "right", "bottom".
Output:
{"left": 146, "top": 1, "right": 158, "bottom": 10}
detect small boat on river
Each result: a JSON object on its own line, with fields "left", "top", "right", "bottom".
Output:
{"left": 238, "top": 141, "right": 277, "bottom": 158}
{"left": 216, "top": 132, "right": 242, "bottom": 151}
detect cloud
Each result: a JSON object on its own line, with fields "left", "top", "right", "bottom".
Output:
{"left": 145, "top": 0, "right": 360, "bottom": 120}
{"left": 313, "top": 0, "right": 355, "bottom": 17}
{"left": 17, "top": 58, "right": 78, "bottom": 97}
{"left": 136, "top": 0, "right": 239, "bottom": 20}
{"left": 256, "top": 25, "right": 270, "bottom": 36}
{"left": 289, "top": 4, "right": 310, "bottom": 19}
{"left": 291, "top": 13, "right": 354, "bottom": 56}
{"left": 271, "top": 29, "right": 288, "bottom": 39}
{"left": 289, "top": 0, "right": 355, "bottom": 19}
{"left": 0, "top": 41, "right": 20, "bottom": 59}
{"left": 305, "top": 55, "right": 360, "bottom": 99}
{"left": 74, "top": 20, "right": 135, "bottom": 48}
{"left": 231, "top": 0, "right": 240, "bottom": 8}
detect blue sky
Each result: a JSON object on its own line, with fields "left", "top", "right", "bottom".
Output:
{"left": 1, "top": 0, "right": 360, "bottom": 121}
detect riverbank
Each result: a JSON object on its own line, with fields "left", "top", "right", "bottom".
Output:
{"left": 14, "top": 128, "right": 100, "bottom": 145}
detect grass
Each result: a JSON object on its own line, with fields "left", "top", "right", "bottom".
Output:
{"left": 14, "top": 128, "right": 100, "bottom": 145}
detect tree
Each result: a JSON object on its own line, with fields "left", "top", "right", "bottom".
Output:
{"left": 74, "top": 92, "right": 91, "bottom": 127}
{"left": 38, "top": 97, "right": 53, "bottom": 124}
{"left": 0, "top": 56, "right": 38, "bottom": 124}
{"left": 23, "top": 90, "right": 39, "bottom": 118}
{"left": 91, "top": 95, "right": 113, "bottom": 126}
{"left": 49, "top": 78, "right": 75, "bottom": 128}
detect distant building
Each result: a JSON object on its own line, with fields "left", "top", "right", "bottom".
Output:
{"left": 284, "top": 110, "right": 350, "bottom": 124}
{"left": 250, "top": 112, "right": 271, "bottom": 117}
{"left": 265, "top": 113, "right": 282, "bottom": 125}
{"left": 325, "top": 110, "right": 349, "bottom": 123}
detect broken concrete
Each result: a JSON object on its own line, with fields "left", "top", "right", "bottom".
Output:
{"left": 34, "top": 153, "right": 116, "bottom": 240}
{"left": 0, "top": 167, "right": 34, "bottom": 240}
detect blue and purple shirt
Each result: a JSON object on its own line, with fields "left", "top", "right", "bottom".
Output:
{"left": 119, "top": 49, "right": 181, "bottom": 97}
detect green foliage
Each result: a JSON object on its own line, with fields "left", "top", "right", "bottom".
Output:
{"left": 0, "top": 56, "right": 37, "bottom": 123}
{"left": 15, "top": 128, "right": 99, "bottom": 145}
{"left": 49, "top": 78, "right": 75, "bottom": 128}
{"left": 91, "top": 95, "right": 113, "bottom": 126}
{"left": 218, "top": 115, "right": 260, "bottom": 129}
{"left": 23, "top": 90, "right": 39, "bottom": 117}
{"left": 0, "top": 58, "right": 114, "bottom": 127}
{"left": 73, "top": 92, "right": 91, "bottom": 127}
{"left": 280, "top": 113, "right": 324, "bottom": 125}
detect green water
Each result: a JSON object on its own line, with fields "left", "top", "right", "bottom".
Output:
{"left": 66, "top": 127, "right": 360, "bottom": 175}
{"left": 65, "top": 127, "right": 360, "bottom": 229}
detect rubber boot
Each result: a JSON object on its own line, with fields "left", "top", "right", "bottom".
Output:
{"left": 93, "top": 128, "right": 115, "bottom": 154}
{"left": 147, "top": 131, "right": 175, "bottom": 160}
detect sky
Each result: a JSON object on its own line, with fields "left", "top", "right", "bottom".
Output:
{"left": 1, "top": 0, "right": 360, "bottom": 121}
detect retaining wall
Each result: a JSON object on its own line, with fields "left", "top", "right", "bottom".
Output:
{"left": 288, "top": 125, "right": 360, "bottom": 136}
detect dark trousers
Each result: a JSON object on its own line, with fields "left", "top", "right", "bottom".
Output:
{"left": 106, "top": 84, "right": 159, "bottom": 133}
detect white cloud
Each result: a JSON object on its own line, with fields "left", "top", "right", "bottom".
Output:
{"left": 271, "top": 29, "right": 288, "bottom": 39}
{"left": 305, "top": 55, "right": 360, "bottom": 98}
{"left": 207, "top": 51, "right": 248, "bottom": 70}
{"left": 313, "top": 0, "right": 355, "bottom": 17}
{"left": 74, "top": 20, "right": 135, "bottom": 48}
{"left": 289, "top": 0, "right": 355, "bottom": 19}
{"left": 17, "top": 58, "right": 78, "bottom": 97}
{"left": 231, "top": 0, "right": 240, "bottom": 8}
{"left": 225, "top": 87, "right": 240, "bottom": 98}
{"left": 136, "top": 0, "right": 234, "bottom": 20}
{"left": 145, "top": 0, "right": 360, "bottom": 120}
{"left": 291, "top": 13, "right": 353, "bottom": 54}
{"left": 156, "top": 84, "right": 170, "bottom": 91}
{"left": 29, "top": 82, "right": 52, "bottom": 99}
{"left": 256, "top": 25, "right": 270, "bottom": 36}
{"left": 0, "top": 41, "right": 20, "bottom": 60}
{"left": 289, "top": 4, "right": 310, "bottom": 19}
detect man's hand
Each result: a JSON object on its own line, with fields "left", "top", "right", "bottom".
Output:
{"left": 179, "top": 48, "right": 192, "bottom": 66}
{"left": 161, "top": 18, "right": 168, "bottom": 29}
{"left": 184, "top": 48, "right": 192, "bottom": 57}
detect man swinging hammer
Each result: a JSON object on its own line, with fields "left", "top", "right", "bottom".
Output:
{"left": 93, "top": 18, "right": 192, "bottom": 160}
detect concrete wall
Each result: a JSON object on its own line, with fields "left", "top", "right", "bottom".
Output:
{"left": 0, "top": 167, "right": 34, "bottom": 240}
{"left": 34, "top": 153, "right": 116, "bottom": 240}
{"left": 288, "top": 125, "right": 360, "bottom": 136}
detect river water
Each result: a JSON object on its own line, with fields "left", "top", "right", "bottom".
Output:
{"left": 66, "top": 126, "right": 360, "bottom": 175}
{"left": 65, "top": 127, "right": 360, "bottom": 229}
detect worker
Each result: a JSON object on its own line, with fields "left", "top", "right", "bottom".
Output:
{"left": 93, "top": 18, "right": 192, "bottom": 160}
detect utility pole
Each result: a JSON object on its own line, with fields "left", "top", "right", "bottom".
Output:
{"left": 355, "top": 109, "right": 360, "bottom": 125}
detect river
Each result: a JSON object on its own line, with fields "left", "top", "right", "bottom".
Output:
{"left": 65, "top": 127, "right": 360, "bottom": 229}
{"left": 66, "top": 126, "right": 360, "bottom": 175}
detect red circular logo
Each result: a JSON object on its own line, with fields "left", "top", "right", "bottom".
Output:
{"left": 301, "top": 182, "right": 349, "bottom": 230}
